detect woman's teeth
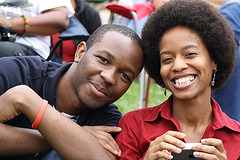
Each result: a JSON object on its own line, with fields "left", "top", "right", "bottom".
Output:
{"left": 175, "top": 76, "right": 194, "bottom": 85}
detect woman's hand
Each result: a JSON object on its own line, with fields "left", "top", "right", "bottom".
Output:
{"left": 144, "top": 131, "right": 186, "bottom": 160}
{"left": 192, "top": 138, "right": 227, "bottom": 160}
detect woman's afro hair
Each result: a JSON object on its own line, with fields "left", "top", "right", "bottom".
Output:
{"left": 141, "top": 0, "right": 237, "bottom": 89}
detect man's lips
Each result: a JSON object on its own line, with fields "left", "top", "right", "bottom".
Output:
{"left": 89, "top": 81, "right": 110, "bottom": 98}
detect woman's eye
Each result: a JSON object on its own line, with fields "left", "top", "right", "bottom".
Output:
{"left": 162, "top": 57, "right": 172, "bottom": 63}
{"left": 186, "top": 52, "right": 197, "bottom": 56}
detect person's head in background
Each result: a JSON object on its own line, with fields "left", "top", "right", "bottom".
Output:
{"left": 152, "top": 0, "right": 228, "bottom": 9}
{"left": 152, "top": 0, "right": 171, "bottom": 9}
{"left": 142, "top": 0, "right": 236, "bottom": 94}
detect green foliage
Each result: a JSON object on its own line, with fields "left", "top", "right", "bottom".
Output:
{"left": 115, "top": 79, "right": 170, "bottom": 115}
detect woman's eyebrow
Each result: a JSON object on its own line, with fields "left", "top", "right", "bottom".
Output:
{"left": 160, "top": 44, "right": 198, "bottom": 56}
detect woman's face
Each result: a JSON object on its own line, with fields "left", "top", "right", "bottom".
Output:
{"left": 159, "top": 26, "right": 217, "bottom": 100}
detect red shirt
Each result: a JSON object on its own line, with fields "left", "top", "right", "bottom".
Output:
{"left": 116, "top": 95, "right": 240, "bottom": 160}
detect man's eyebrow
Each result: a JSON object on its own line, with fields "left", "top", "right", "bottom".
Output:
{"left": 126, "top": 66, "right": 135, "bottom": 76}
{"left": 101, "top": 50, "right": 115, "bottom": 60}
{"left": 101, "top": 50, "right": 135, "bottom": 76}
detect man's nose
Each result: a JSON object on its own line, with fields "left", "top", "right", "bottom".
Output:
{"left": 100, "top": 69, "right": 116, "bottom": 85}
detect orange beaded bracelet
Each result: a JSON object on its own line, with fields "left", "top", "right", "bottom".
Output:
{"left": 20, "top": 14, "right": 29, "bottom": 35}
{"left": 32, "top": 100, "right": 48, "bottom": 129}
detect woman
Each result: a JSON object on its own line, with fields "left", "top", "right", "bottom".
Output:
{"left": 115, "top": 0, "right": 240, "bottom": 159}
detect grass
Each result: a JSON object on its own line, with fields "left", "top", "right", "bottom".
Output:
{"left": 115, "top": 79, "right": 171, "bottom": 115}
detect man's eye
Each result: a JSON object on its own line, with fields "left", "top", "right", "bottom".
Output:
{"left": 120, "top": 72, "right": 130, "bottom": 81}
{"left": 99, "top": 57, "right": 108, "bottom": 63}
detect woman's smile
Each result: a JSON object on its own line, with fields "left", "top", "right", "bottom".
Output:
{"left": 172, "top": 75, "right": 196, "bottom": 89}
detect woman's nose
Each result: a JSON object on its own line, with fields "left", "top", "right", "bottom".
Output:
{"left": 172, "top": 57, "right": 188, "bottom": 72}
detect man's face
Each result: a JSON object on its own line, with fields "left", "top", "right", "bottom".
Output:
{"left": 73, "top": 32, "right": 143, "bottom": 109}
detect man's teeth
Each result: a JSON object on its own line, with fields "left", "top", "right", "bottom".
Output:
{"left": 175, "top": 76, "right": 194, "bottom": 85}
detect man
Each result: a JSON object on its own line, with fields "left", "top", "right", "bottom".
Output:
{"left": 0, "top": 24, "right": 144, "bottom": 160}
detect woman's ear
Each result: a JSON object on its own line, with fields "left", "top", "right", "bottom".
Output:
{"left": 74, "top": 42, "right": 87, "bottom": 62}
{"left": 213, "top": 61, "right": 217, "bottom": 70}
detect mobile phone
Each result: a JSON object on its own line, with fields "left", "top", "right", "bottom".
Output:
{"left": 172, "top": 143, "right": 203, "bottom": 160}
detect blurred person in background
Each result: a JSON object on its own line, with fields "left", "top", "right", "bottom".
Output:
{"left": 0, "top": 0, "right": 74, "bottom": 59}
{"left": 52, "top": 0, "right": 102, "bottom": 63}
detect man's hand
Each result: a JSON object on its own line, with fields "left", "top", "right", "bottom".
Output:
{"left": 0, "top": 86, "right": 25, "bottom": 122}
{"left": 83, "top": 126, "right": 122, "bottom": 157}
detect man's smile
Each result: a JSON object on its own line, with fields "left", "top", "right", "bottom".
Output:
{"left": 89, "top": 80, "right": 110, "bottom": 98}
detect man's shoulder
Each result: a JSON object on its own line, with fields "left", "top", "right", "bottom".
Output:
{"left": 77, "top": 103, "right": 122, "bottom": 126}
{"left": 0, "top": 56, "right": 43, "bottom": 66}
{"left": 93, "top": 103, "right": 122, "bottom": 118}
{"left": 0, "top": 56, "right": 63, "bottom": 74}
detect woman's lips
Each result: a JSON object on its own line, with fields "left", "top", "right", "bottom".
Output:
{"left": 171, "top": 75, "right": 196, "bottom": 89}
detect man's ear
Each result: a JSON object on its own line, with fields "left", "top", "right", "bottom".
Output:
{"left": 74, "top": 42, "right": 87, "bottom": 62}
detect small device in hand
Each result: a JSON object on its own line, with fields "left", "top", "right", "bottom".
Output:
{"left": 172, "top": 143, "right": 203, "bottom": 160}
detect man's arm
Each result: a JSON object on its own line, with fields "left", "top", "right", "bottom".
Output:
{"left": 0, "top": 123, "right": 51, "bottom": 156}
{"left": 0, "top": 85, "right": 111, "bottom": 160}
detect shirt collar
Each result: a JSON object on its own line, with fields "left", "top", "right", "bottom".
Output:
{"left": 144, "top": 95, "right": 240, "bottom": 133}
{"left": 211, "top": 97, "right": 240, "bottom": 132}
{"left": 144, "top": 95, "right": 173, "bottom": 122}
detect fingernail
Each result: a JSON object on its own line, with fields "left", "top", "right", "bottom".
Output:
{"left": 193, "top": 152, "right": 199, "bottom": 157}
{"left": 181, "top": 133, "right": 186, "bottom": 137}
{"left": 180, "top": 141, "right": 186, "bottom": 147}
{"left": 117, "top": 127, "right": 122, "bottom": 131}
{"left": 176, "top": 148, "right": 182, "bottom": 153}
{"left": 169, "top": 155, "right": 173, "bottom": 159}
{"left": 201, "top": 139, "right": 206, "bottom": 143}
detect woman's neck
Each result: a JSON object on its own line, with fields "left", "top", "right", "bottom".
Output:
{"left": 172, "top": 95, "right": 213, "bottom": 142}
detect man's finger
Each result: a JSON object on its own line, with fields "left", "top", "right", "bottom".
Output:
{"left": 92, "top": 126, "right": 122, "bottom": 133}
